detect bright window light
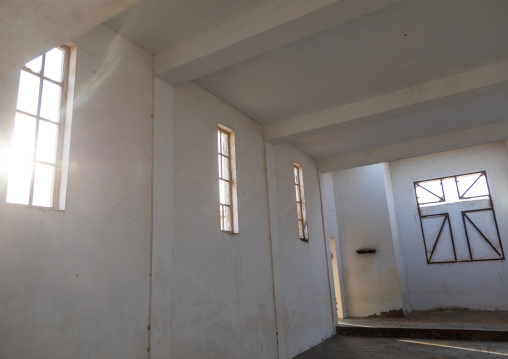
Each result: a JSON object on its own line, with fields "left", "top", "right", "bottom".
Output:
{"left": 217, "top": 124, "right": 238, "bottom": 233}
{"left": 6, "top": 46, "right": 69, "bottom": 208}
{"left": 294, "top": 163, "right": 308, "bottom": 241}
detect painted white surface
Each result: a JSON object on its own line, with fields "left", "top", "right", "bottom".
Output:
{"left": 318, "top": 120, "right": 508, "bottom": 173}
{"left": 0, "top": 0, "right": 142, "bottom": 78}
{"left": 266, "top": 62, "right": 508, "bottom": 144}
{"left": 0, "top": 25, "right": 153, "bottom": 358}
{"left": 170, "top": 82, "right": 277, "bottom": 359}
{"left": 150, "top": 78, "right": 175, "bottom": 357}
{"left": 270, "top": 143, "right": 335, "bottom": 357}
{"left": 390, "top": 142, "right": 508, "bottom": 310}
{"left": 264, "top": 142, "right": 288, "bottom": 359}
{"left": 196, "top": 0, "right": 508, "bottom": 125}
{"left": 106, "top": 0, "right": 279, "bottom": 54}
{"left": 319, "top": 172, "right": 347, "bottom": 319}
{"left": 382, "top": 163, "right": 411, "bottom": 313}
{"left": 154, "top": 0, "right": 400, "bottom": 84}
{"left": 332, "top": 164, "right": 403, "bottom": 317}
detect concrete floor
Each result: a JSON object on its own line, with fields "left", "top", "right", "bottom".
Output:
{"left": 339, "top": 310, "right": 508, "bottom": 331}
{"left": 295, "top": 311, "right": 508, "bottom": 358}
{"left": 294, "top": 336, "right": 508, "bottom": 359}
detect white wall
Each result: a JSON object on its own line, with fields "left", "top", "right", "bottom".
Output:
{"left": 267, "top": 143, "right": 335, "bottom": 358}
{"left": 168, "top": 82, "right": 278, "bottom": 359}
{"left": 332, "top": 164, "right": 404, "bottom": 317}
{"left": 390, "top": 142, "right": 508, "bottom": 311}
{"left": 0, "top": 24, "right": 338, "bottom": 359}
{"left": 0, "top": 25, "right": 153, "bottom": 358}
{"left": 319, "top": 172, "right": 347, "bottom": 320}
{"left": 150, "top": 77, "right": 175, "bottom": 358}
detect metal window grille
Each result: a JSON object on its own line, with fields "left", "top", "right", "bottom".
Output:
{"left": 414, "top": 171, "right": 504, "bottom": 264}
{"left": 218, "top": 127, "right": 233, "bottom": 232}
{"left": 294, "top": 163, "right": 308, "bottom": 241}
{"left": 6, "top": 46, "right": 70, "bottom": 208}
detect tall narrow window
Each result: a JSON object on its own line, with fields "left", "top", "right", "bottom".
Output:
{"left": 6, "top": 46, "right": 70, "bottom": 208}
{"left": 217, "top": 124, "right": 238, "bottom": 233}
{"left": 294, "top": 163, "right": 308, "bottom": 241}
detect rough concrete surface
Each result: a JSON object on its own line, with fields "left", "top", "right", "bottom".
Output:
{"left": 294, "top": 336, "right": 508, "bottom": 359}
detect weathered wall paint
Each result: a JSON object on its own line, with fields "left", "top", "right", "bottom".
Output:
{"left": 0, "top": 25, "right": 153, "bottom": 358}
{"left": 150, "top": 78, "right": 175, "bottom": 357}
{"left": 331, "top": 164, "right": 404, "bottom": 317}
{"left": 170, "top": 82, "right": 277, "bottom": 359}
{"left": 390, "top": 142, "right": 508, "bottom": 311}
{"left": 270, "top": 143, "right": 335, "bottom": 357}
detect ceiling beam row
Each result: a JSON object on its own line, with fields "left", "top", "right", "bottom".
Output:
{"left": 155, "top": 0, "right": 402, "bottom": 85}
{"left": 264, "top": 60, "right": 508, "bottom": 143}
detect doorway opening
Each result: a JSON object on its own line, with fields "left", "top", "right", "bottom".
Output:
{"left": 329, "top": 236, "right": 345, "bottom": 320}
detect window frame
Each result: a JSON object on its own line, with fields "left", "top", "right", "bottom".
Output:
{"left": 217, "top": 124, "right": 238, "bottom": 233}
{"left": 293, "top": 162, "right": 308, "bottom": 241}
{"left": 6, "top": 45, "right": 71, "bottom": 209}
{"left": 414, "top": 171, "right": 505, "bottom": 264}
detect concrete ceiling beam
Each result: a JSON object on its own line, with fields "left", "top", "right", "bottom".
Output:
{"left": 154, "top": 0, "right": 401, "bottom": 85}
{"left": 264, "top": 60, "right": 508, "bottom": 144}
{"left": 0, "top": 0, "right": 143, "bottom": 80}
{"left": 317, "top": 121, "right": 508, "bottom": 173}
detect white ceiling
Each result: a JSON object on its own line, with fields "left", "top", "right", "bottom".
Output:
{"left": 7, "top": 0, "right": 504, "bottom": 170}
{"left": 104, "top": 0, "right": 279, "bottom": 54}
{"left": 293, "top": 89, "right": 508, "bottom": 159}
{"left": 195, "top": 0, "right": 508, "bottom": 124}
{"left": 0, "top": 0, "right": 142, "bottom": 79}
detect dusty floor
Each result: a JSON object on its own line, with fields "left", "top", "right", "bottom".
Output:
{"left": 295, "top": 311, "right": 508, "bottom": 358}
{"left": 339, "top": 310, "right": 508, "bottom": 331}
{"left": 293, "top": 336, "right": 508, "bottom": 359}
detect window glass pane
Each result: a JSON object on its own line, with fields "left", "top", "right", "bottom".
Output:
{"left": 295, "top": 184, "right": 300, "bottom": 201}
{"left": 219, "top": 179, "right": 231, "bottom": 205}
{"left": 220, "top": 205, "right": 225, "bottom": 230}
{"left": 294, "top": 167, "right": 299, "bottom": 184}
{"left": 217, "top": 125, "right": 236, "bottom": 233}
{"left": 222, "top": 205, "right": 231, "bottom": 232}
{"left": 297, "top": 202, "right": 302, "bottom": 220}
{"left": 32, "top": 163, "right": 55, "bottom": 207}
{"left": 221, "top": 132, "right": 229, "bottom": 156}
{"left": 457, "top": 173, "right": 489, "bottom": 198}
{"left": 44, "top": 48, "right": 64, "bottom": 82}
{"left": 11, "top": 113, "right": 36, "bottom": 160}
{"left": 218, "top": 154, "right": 222, "bottom": 178}
{"left": 16, "top": 70, "right": 40, "bottom": 115}
{"left": 25, "top": 55, "right": 43, "bottom": 73}
{"left": 36, "top": 121, "right": 59, "bottom": 163}
{"left": 6, "top": 160, "right": 33, "bottom": 205}
{"left": 415, "top": 179, "right": 443, "bottom": 204}
{"left": 298, "top": 221, "right": 304, "bottom": 239}
{"left": 40, "top": 80, "right": 62, "bottom": 122}
{"left": 221, "top": 156, "right": 230, "bottom": 180}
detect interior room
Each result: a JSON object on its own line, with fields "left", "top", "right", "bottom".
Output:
{"left": 1, "top": 0, "right": 507, "bottom": 358}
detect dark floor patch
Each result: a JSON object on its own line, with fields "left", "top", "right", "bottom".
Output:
{"left": 293, "top": 336, "right": 508, "bottom": 359}
{"left": 367, "top": 309, "right": 405, "bottom": 318}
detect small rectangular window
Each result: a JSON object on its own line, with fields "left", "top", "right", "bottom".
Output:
{"left": 294, "top": 163, "right": 308, "bottom": 241}
{"left": 6, "top": 46, "right": 71, "bottom": 209}
{"left": 218, "top": 124, "right": 238, "bottom": 233}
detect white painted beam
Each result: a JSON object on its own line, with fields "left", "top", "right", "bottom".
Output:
{"left": 155, "top": 0, "right": 401, "bottom": 85}
{"left": 318, "top": 121, "right": 508, "bottom": 173}
{"left": 0, "top": 0, "right": 142, "bottom": 79}
{"left": 265, "top": 60, "right": 508, "bottom": 144}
